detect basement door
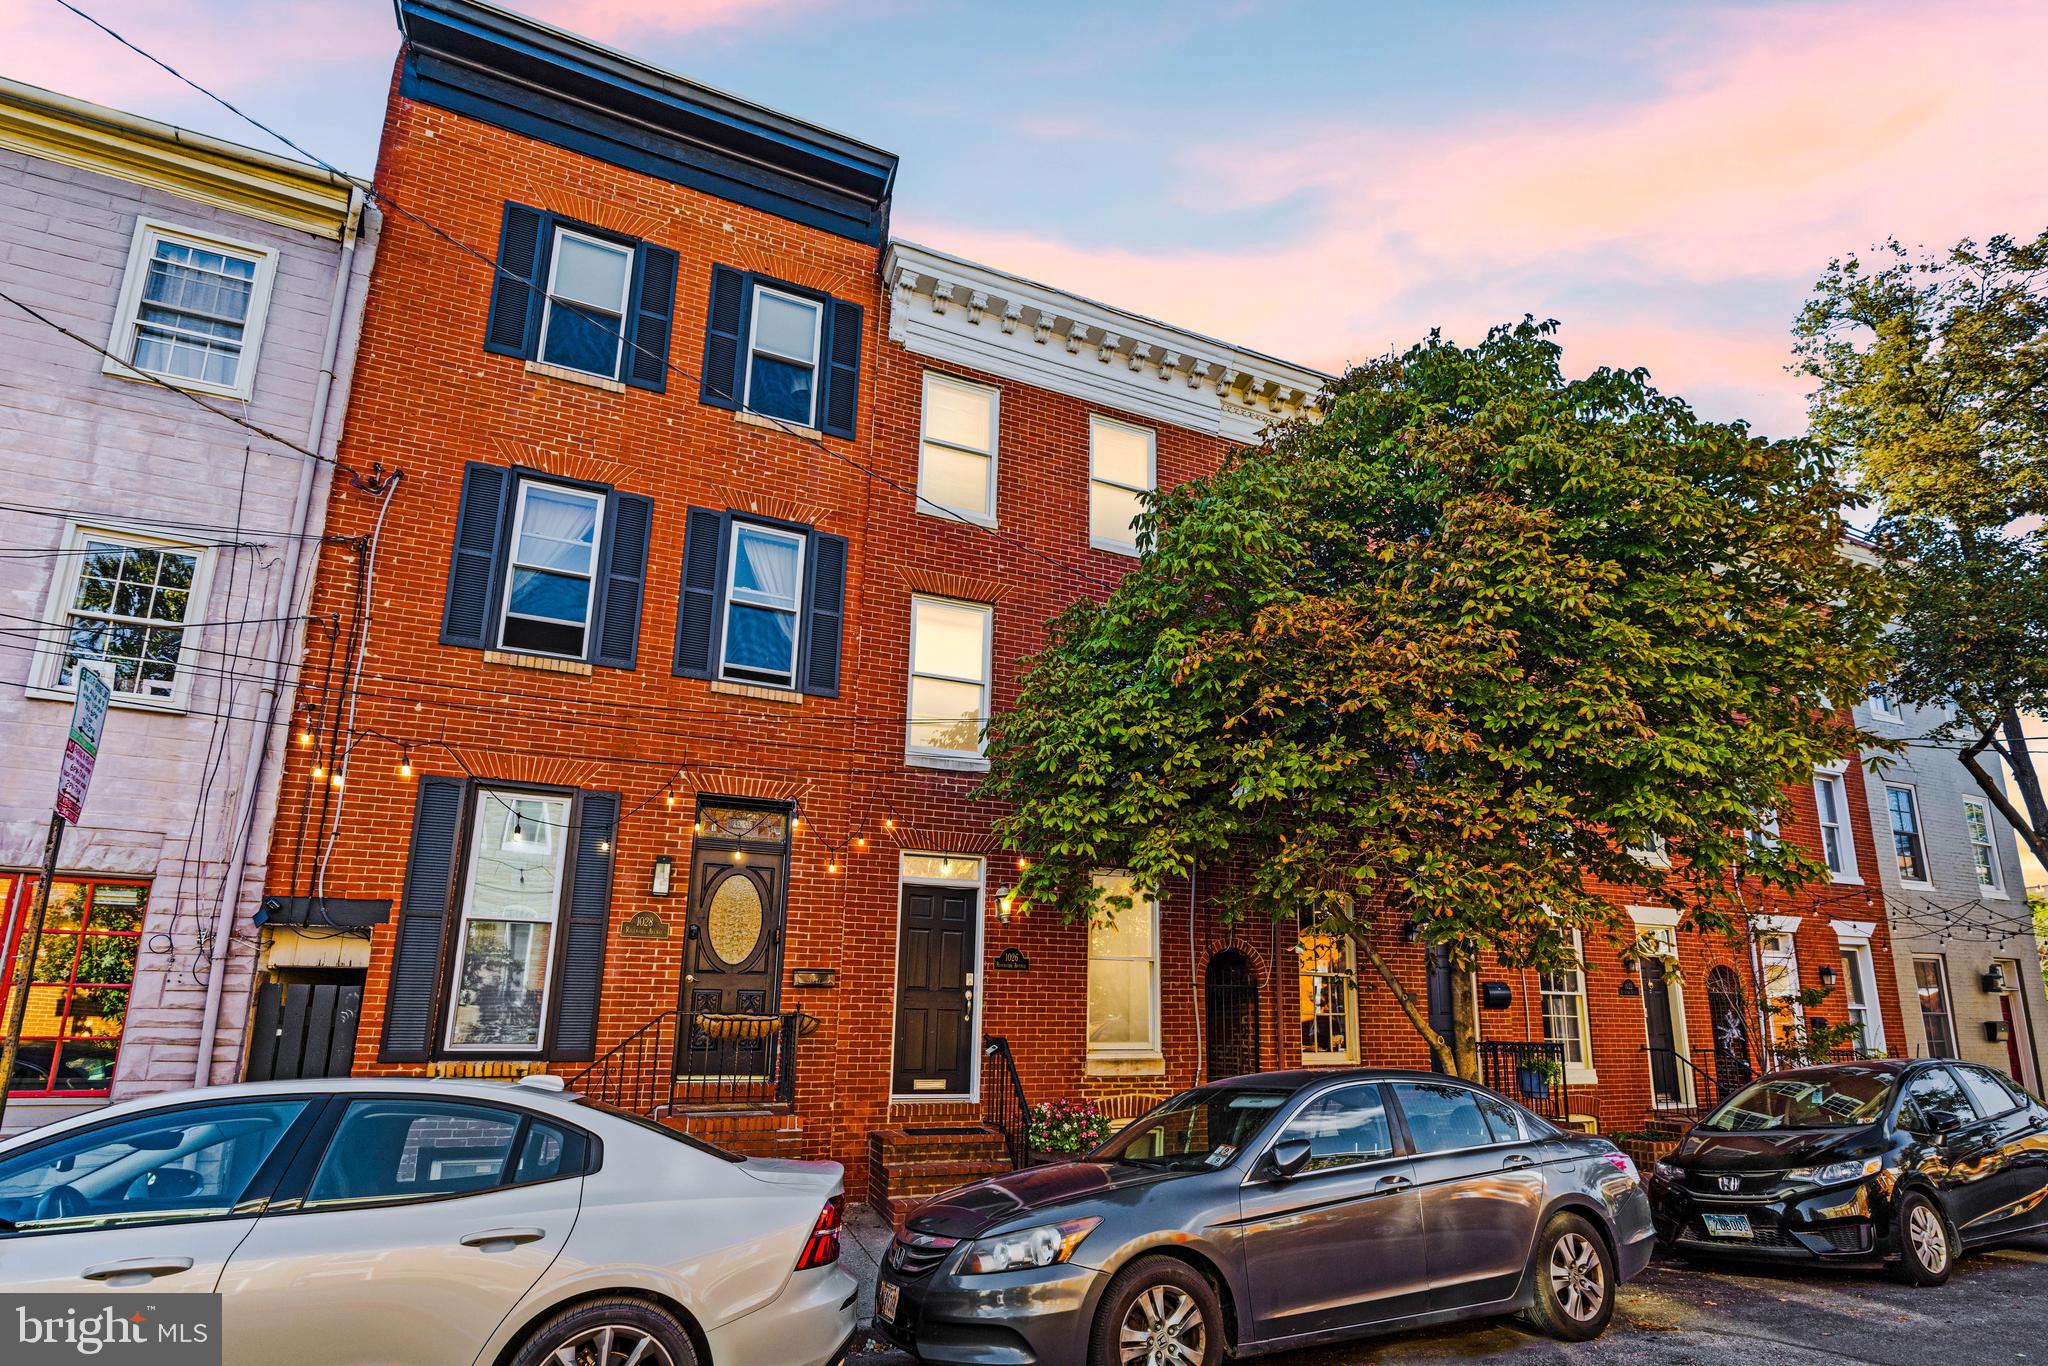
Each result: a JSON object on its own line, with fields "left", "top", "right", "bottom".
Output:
{"left": 892, "top": 883, "right": 978, "bottom": 1096}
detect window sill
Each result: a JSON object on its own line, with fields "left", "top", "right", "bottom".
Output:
{"left": 1828, "top": 873, "right": 1864, "bottom": 886}
{"left": 1089, "top": 536, "right": 1141, "bottom": 558}
{"left": 1300, "top": 1055, "right": 1360, "bottom": 1069}
{"left": 1565, "top": 1066, "right": 1599, "bottom": 1088}
{"left": 906, "top": 751, "right": 991, "bottom": 774}
{"left": 1085, "top": 1053, "right": 1165, "bottom": 1078}
{"left": 710, "top": 678, "right": 803, "bottom": 705}
{"left": 1979, "top": 888, "right": 2011, "bottom": 902}
{"left": 916, "top": 503, "right": 997, "bottom": 529}
{"left": 1899, "top": 879, "right": 1938, "bottom": 893}
{"left": 484, "top": 649, "right": 594, "bottom": 677}
{"left": 735, "top": 410, "right": 822, "bottom": 439}
{"left": 24, "top": 682, "right": 186, "bottom": 714}
{"left": 525, "top": 360, "right": 627, "bottom": 394}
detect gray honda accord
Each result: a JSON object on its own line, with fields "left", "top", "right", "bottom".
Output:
{"left": 874, "top": 1069, "right": 1654, "bottom": 1364}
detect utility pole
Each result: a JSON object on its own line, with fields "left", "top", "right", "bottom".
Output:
{"left": 0, "top": 666, "right": 109, "bottom": 1132}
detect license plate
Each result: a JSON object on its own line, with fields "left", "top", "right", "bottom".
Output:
{"left": 876, "top": 1280, "right": 900, "bottom": 1324}
{"left": 1702, "top": 1212, "right": 1754, "bottom": 1239}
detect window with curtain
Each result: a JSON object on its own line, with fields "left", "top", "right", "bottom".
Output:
{"left": 1914, "top": 957, "right": 1958, "bottom": 1058}
{"left": 919, "top": 372, "right": 999, "bottom": 522}
{"left": 1963, "top": 799, "right": 2003, "bottom": 893}
{"left": 745, "top": 287, "right": 823, "bottom": 425}
{"left": 111, "top": 223, "right": 273, "bottom": 397}
{"left": 1885, "top": 785, "right": 1930, "bottom": 883}
{"left": 1086, "top": 873, "right": 1159, "bottom": 1054}
{"left": 1539, "top": 929, "right": 1591, "bottom": 1069}
{"left": 1813, "top": 771, "right": 1855, "bottom": 878}
{"left": 907, "top": 596, "right": 991, "bottom": 757}
{"left": 445, "top": 789, "right": 571, "bottom": 1052}
{"left": 1839, "top": 943, "right": 1879, "bottom": 1050}
{"left": 539, "top": 228, "right": 633, "bottom": 378}
{"left": 719, "top": 523, "right": 806, "bottom": 687}
{"left": 499, "top": 482, "right": 605, "bottom": 659}
{"left": 1088, "top": 415, "right": 1154, "bottom": 554}
{"left": 1297, "top": 917, "right": 1358, "bottom": 1064}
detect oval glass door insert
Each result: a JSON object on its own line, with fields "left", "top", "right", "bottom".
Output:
{"left": 706, "top": 874, "right": 765, "bottom": 968}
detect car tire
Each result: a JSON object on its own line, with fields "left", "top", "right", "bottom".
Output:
{"left": 1888, "top": 1191, "right": 1957, "bottom": 1286}
{"left": 1523, "top": 1212, "right": 1617, "bottom": 1342}
{"left": 1088, "top": 1255, "right": 1225, "bottom": 1366}
{"left": 508, "top": 1297, "right": 699, "bottom": 1366}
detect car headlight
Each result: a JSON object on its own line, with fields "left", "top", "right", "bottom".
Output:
{"left": 1652, "top": 1160, "right": 1683, "bottom": 1182}
{"left": 959, "top": 1217, "right": 1101, "bottom": 1275}
{"left": 1786, "top": 1157, "right": 1881, "bottom": 1186}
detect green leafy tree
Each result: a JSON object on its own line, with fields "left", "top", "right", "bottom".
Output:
{"left": 984, "top": 320, "right": 1892, "bottom": 1076}
{"left": 1795, "top": 231, "right": 2048, "bottom": 867}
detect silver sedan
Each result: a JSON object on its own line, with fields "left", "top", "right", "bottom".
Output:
{"left": 0, "top": 1075, "right": 856, "bottom": 1365}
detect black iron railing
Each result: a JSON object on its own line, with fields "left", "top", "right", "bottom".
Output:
{"left": 1478, "top": 1040, "right": 1570, "bottom": 1121}
{"left": 982, "top": 1035, "right": 1032, "bottom": 1170}
{"left": 568, "top": 1011, "right": 805, "bottom": 1116}
{"left": 1644, "top": 1046, "right": 1726, "bottom": 1117}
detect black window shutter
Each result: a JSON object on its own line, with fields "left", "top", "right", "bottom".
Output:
{"left": 820, "top": 297, "right": 862, "bottom": 439}
{"left": 592, "top": 492, "right": 652, "bottom": 669}
{"left": 379, "top": 776, "right": 466, "bottom": 1063}
{"left": 484, "top": 203, "right": 549, "bottom": 358}
{"left": 625, "top": 243, "right": 678, "bottom": 392}
{"left": 674, "top": 507, "right": 729, "bottom": 678}
{"left": 441, "top": 463, "right": 511, "bottom": 649}
{"left": 700, "top": 265, "right": 749, "bottom": 410}
{"left": 552, "top": 790, "right": 618, "bottom": 1062}
{"left": 802, "top": 530, "right": 848, "bottom": 696}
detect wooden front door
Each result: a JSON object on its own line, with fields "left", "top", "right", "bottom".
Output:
{"left": 1642, "top": 957, "right": 1682, "bottom": 1103}
{"left": 892, "top": 884, "right": 978, "bottom": 1095}
{"left": 679, "top": 849, "right": 785, "bottom": 1077}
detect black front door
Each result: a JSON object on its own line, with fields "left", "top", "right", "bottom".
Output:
{"left": 1426, "top": 947, "right": 1455, "bottom": 1074}
{"left": 680, "top": 848, "right": 785, "bottom": 1077}
{"left": 1642, "top": 958, "right": 1682, "bottom": 1103}
{"left": 1706, "top": 965, "right": 1754, "bottom": 1094}
{"left": 1205, "top": 949, "right": 1261, "bottom": 1082}
{"left": 892, "top": 884, "right": 977, "bottom": 1095}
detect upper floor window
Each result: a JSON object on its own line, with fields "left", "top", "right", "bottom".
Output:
{"left": 674, "top": 509, "right": 847, "bottom": 697}
{"left": 441, "top": 464, "right": 652, "bottom": 670}
{"left": 1866, "top": 686, "right": 1902, "bottom": 723}
{"left": 484, "top": 203, "right": 676, "bottom": 392}
{"left": 907, "top": 596, "right": 992, "bottom": 760}
{"left": 106, "top": 221, "right": 276, "bottom": 401}
{"left": 700, "top": 265, "right": 862, "bottom": 438}
{"left": 1885, "top": 783, "right": 1930, "bottom": 884}
{"left": 539, "top": 229, "right": 634, "bottom": 379}
{"left": 1813, "top": 769, "right": 1857, "bottom": 880}
{"left": 1088, "top": 415, "right": 1155, "bottom": 555}
{"left": 1627, "top": 834, "right": 1670, "bottom": 866}
{"left": 918, "top": 372, "right": 999, "bottom": 524}
{"left": 1963, "top": 799, "right": 2005, "bottom": 894}
{"left": 33, "top": 525, "right": 208, "bottom": 708}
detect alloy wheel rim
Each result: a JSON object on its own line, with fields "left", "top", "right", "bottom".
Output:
{"left": 1118, "top": 1283, "right": 1206, "bottom": 1365}
{"left": 1549, "top": 1231, "right": 1606, "bottom": 1322}
{"left": 552, "top": 1325, "right": 674, "bottom": 1366}
{"left": 1910, "top": 1205, "right": 1948, "bottom": 1271}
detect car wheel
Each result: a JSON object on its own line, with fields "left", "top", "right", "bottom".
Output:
{"left": 1888, "top": 1192, "right": 1957, "bottom": 1286}
{"left": 509, "top": 1297, "right": 698, "bottom": 1366}
{"left": 1088, "top": 1255, "right": 1224, "bottom": 1366}
{"left": 1523, "top": 1212, "right": 1616, "bottom": 1342}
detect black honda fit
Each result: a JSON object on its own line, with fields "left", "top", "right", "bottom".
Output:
{"left": 1648, "top": 1058, "right": 2048, "bottom": 1283}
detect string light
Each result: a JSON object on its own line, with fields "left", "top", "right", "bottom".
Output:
{"left": 733, "top": 850, "right": 746, "bottom": 863}
{"left": 827, "top": 860, "right": 839, "bottom": 874}
{"left": 398, "top": 749, "right": 412, "bottom": 778}
{"left": 883, "top": 818, "right": 895, "bottom": 831}
{"left": 298, "top": 727, "right": 313, "bottom": 748}
{"left": 854, "top": 836, "right": 867, "bottom": 850}
{"left": 311, "top": 763, "right": 326, "bottom": 780}
{"left": 664, "top": 788, "right": 676, "bottom": 809}
{"left": 329, "top": 772, "right": 344, "bottom": 789}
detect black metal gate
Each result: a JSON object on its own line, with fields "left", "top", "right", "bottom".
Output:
{"left": 1205, "top": 949, "right": 1261, "bottom": 1082}
{"left": 244, "top": 981, "right": 362, "bottom": 1081}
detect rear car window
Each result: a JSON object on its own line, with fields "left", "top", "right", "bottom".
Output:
{"left": 1390, "top": 1082, "right": 1495, "bottom": 1153}
{"left": 575, "top": 1097, "right": 745, "bottom": 1162}
{"left": 1954, "top": 1066, "right": 2020, "bottom": 1119}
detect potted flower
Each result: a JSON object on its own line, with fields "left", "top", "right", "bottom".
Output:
{"left": 1028, "top": 1098, "right": 1107, "bottom": 1165}
{"left": 1516, "top": 1055, "right": 1564, "bottom": 1101}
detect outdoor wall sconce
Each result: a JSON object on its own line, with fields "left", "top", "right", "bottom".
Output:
{"left": 996, "top": 886, "right": 1015, "bottom": 924}
{"left": 650, "top": 855, "right": 673, "bottom": 898}
{"left": 1982, "top": 964, "right": 2011, "bottom": 994}
{"left": 1817, "top": 965, "right": 1838, "bottom": 987}
{"left": 1618, "top": 978, "right": 1641, "bottom": 998}
{"left": 1399, "top": 920, "right": 1422, "bottom": 943}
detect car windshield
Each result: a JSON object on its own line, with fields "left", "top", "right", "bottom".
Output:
{"left": 1702, "top": 1069, "right": 1897, "bottom": 1131}
{"left": 1093, "top": 1085, "right": 1294, "bottom": 1170}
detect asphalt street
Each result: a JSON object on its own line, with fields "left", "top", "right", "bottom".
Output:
{"left": 842, "top": 1214, "right": 2048, "bottom": 1365}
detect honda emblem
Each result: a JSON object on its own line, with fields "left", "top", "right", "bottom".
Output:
{"left": 1717, "top": 1175, "right": 1741, "bottom": 1193}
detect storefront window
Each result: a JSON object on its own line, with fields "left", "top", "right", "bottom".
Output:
{"left": 0, "top": 877, "right": 144, "bottom": 1095}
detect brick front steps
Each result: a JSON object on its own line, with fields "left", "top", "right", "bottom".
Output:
{"left": 868, "top": 1125, "right": 1012, "bottom": 1230}
{"left": 662, "top": 1105, "right": 805, "bottom": 1158}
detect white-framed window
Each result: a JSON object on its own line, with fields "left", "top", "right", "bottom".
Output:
{"left": 1297, "top": 915, "right": 1359, "bottom": 1065}
{"left": 1088, "top": 414, "right": 1155, "bottom": 555}
{"left": 1748, "top": 808, "right": 1782, "bottom": 852}
{"left": 445, "top": 788, "right": 571, "bottom": 1053}
{"left": 1628, "top": 834, "right": 1670, "bottom": 866}
{"left": 31, "top": 524, "right": 212, "bottom": 709}
{"left": 907, "top": 595, "right": 992, "bottom": 760}
{"left": 1866, "top": 686, "right": 1902, "bottom": 724}
{"left": 1539, "top": 928, "right": 1594, "bottom": 1079}
{"left": 1914, "top": 956, "right": 1958, "bottom": 1058}
{"left": 719, "top": 523, "right": 806, "bottom": 687}
{"left": 1812, "top": 768, "right": 1857, "bottom": 881}
{"left": 1087, "top": 872, "right": 1160, "bottom": 1057}
{"left": 537, "top": 227, "right": 633, "bottom": 380}
{"left": 498, "top": 481, "right": 605, "bottom": 660}
{"left": 1884, "top": 783, "right": 1931, "bottom": 885}
{"left": 744, "top": 286, "right": 823, "bottom": 426}
{"left": 1839, "top": 942, "right": 1880, "bottom": 1052}
{"left": 918, "top": 371, "right": 999, "bottom": 524}
{"left": 1758, "top": 921, "right": 1803, "bottom": 1053}
{"left": 1963, "top": 798, "right": 2005, "bottom": 895}
{"left": 105, "top": 219, "right": 277, "bottom": 400}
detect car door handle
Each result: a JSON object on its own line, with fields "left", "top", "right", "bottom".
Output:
{"left": 1503, "top": 1153, "right": 1536, "bottom": 1169}
{"left": 1374, "top": 1175, "right": 1412, "bottom": 1192}
{"left": 82, "top": 1257, "right": 194, "bottom": 1282}
{"left": 460, "top": 1227, "right": 546, "bottom": 1249}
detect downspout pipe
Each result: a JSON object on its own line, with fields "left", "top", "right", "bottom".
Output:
{"left": 192, "top": 189, "right": 376, "bottom": 1086}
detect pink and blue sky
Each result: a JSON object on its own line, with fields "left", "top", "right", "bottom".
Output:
{"left": 11, "top": 0, "right": 2048, "bottom": 435}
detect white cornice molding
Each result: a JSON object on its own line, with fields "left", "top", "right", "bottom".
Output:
{"left": 885, "top": 240, "right": 1328, "bottom": 443}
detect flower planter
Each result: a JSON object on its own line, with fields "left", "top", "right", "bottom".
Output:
{"left": 1514, "top": 1066, "right": 1552, "bottom": 1101}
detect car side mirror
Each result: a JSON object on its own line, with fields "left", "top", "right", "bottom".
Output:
{"left": 1928, "top": 1110, "right": 1963, "bottom": 1135}
{"left": 1268, "top": 1139, "right": 1313, "bottom": 1181}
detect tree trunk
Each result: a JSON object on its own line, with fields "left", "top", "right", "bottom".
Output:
{"left": 1961, "top": 715, "right": 2048, "bottom": 874}
{"left": 1449, "top": 972, "right": 1481, "bottom": 1081}
{"left": 1358, "top": 936, "right": 1481, "bottom": 1080}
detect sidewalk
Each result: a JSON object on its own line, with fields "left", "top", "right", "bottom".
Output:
{"left": 840, "top": 1200, "right": 906, "bottom": 1361}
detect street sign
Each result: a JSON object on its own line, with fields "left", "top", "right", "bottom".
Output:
{"left": 55, "top": 667, "right": 109, "bottom": 822}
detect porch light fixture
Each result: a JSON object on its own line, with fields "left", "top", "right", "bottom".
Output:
{"left": 1818, "top": 965, "right": 1838, "bottom": 987}
{"left": 1399, "top": 920, "right": 1421, "bottom": 943}
{"left": 996, "top": 886, "right": 1015, "bottom": 923}
{"left": 1983, "top": 964, "right": 2012, "bottom": 994}
{"left": 650, "top": 855, "right": 673, "bottom": 897}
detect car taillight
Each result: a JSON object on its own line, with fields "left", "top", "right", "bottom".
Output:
{"left": 794, "top": 1196, "right": 843, "bottom": 1271}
